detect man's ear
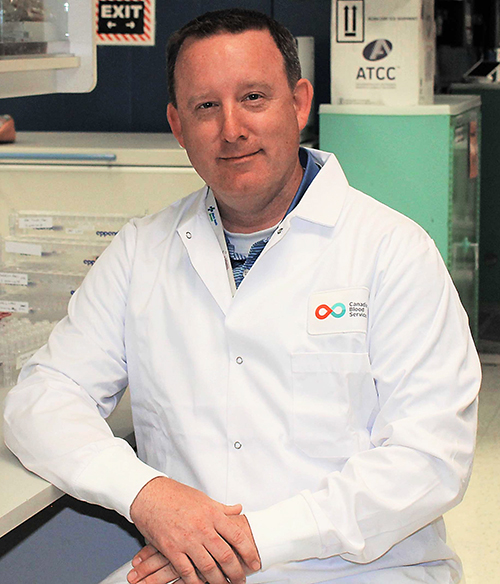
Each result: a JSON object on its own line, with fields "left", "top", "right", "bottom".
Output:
{"left": 292, "top": 78, "right": 314, "bottom": 133}
{"left": 167, "top": 103, "right": 185, "bottom": 148}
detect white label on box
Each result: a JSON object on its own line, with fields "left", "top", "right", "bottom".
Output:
{"left": 0, "top": 272, "right": 29, "bottom": 286}
{"left": 18, "top": 217, "right": 54, "bottom": 230}
{"left": 5, "top": 241, "right": 43, "bottom": 256}
{"left": 0, "top": 300, "right": 29, "bottom": 313}
{"left": 16, "top": 349, "right": 37, "bottom": 370}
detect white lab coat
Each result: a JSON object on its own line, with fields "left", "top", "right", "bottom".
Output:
{"left": 4, "top": 149, "right": 481, "bottom": 583}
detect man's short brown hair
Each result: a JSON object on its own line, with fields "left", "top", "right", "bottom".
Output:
{"left": 167, "top": 8, "right": 302, "bottom": 107}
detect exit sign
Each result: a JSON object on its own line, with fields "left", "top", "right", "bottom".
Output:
{"left": 96, "top": 0, "right": 155, "bottom": 46}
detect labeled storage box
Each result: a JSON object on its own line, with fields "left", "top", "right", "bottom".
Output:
{"left": 10, "top": 210, "right": 133, "bottom": 241}
{"left": 331, "top": 0, "right": 435, "bottom": 106}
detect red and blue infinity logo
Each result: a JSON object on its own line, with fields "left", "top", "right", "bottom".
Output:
{"left": 315, "top": 302, "right": 346, "bottom": 320}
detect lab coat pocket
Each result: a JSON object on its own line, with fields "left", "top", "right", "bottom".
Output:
{"left": 291, "top": 352, "right": 374, "bottom": 458}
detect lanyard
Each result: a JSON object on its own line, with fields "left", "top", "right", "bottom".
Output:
{"left": 205, "top": 189, "right": 237, "bottom": 297}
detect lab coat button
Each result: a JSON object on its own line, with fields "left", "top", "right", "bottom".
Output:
{"left": 236, "top": 356, "right": 243, "bottom": 364}
{"left": 186, "top": 231, "right": 192, "bottom": 239}
{"left": 243, "top": 269, "right": 249, "bottom": 277}
{"left": 234, "top": 441, "right": 242, "bottom": 449}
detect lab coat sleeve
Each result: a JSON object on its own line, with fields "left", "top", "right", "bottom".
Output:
{"left": 3, "top": 221, "right": 166, "bottom": 520}
{"left": 246, "top": 237, "right": 480, "bottom": 570}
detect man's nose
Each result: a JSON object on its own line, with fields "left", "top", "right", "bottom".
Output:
{"left": 220, "top": 106, "right": 248, "bottom": 143}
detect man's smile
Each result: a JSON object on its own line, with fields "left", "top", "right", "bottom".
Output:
{"left": 218, "top": 149, "right": 262, "bottom": 163}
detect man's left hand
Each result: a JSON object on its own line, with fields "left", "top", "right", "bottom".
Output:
{"left": 127, "top": 515, "right": 260, "bottom": 584}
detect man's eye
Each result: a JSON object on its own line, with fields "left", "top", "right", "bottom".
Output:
{"left": 198, "top": 102, "right": 215, "bottom": 110}
{"left": 245, "top": 94, "right": 262, "bottom": 101}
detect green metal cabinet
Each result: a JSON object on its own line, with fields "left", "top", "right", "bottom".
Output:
{"left": 319, "top": 96, "right": 481, "bottom": 337}
{"left": 451, "top": 84, "right": 500, "bottom": 310}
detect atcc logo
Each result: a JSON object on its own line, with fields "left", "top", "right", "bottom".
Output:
{"left": 315, "top": 303, "right": 346, "bottom": 320}
{"left": 363, "top": 39, "right": 392, "bottom": 61}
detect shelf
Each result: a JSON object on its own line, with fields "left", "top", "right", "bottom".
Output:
{"left": 0, "top": 54, "right": 80, "bottom": 73}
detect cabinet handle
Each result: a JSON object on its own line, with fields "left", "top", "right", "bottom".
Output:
{"left": 0, "top": 153, "right": 117, "bottom": 162}
{"left": 470, "top": 242, "right": 479, "bottom": 272}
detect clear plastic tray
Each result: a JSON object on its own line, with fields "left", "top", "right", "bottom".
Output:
{"left": 0, "top": 316, "right": 56, "bottom": 389}
{"left": 10, "top": 210, "right": 134, "bottom": 241}
{"left": 0, "top": 266, "right": 84, "bottom": 321}
{"left": 1, "top": 236, "right": 108, "bottom": 273}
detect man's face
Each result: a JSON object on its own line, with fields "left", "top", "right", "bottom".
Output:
{"left": 167, "top": 29, "right": 312, "bottom": 217}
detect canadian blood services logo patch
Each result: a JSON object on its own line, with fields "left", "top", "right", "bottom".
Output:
{"left": 308, "top": 288, "right": 369, "bottom": 334}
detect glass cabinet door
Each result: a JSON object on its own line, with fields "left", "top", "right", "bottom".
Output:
{"left": 449, "top": 108, "right": 480, "bottom": 337}
{"left": 0, "top": 0, "right": 69, "bottom": 57}
{"left": 0, "top": 0, "right": 95, "bottom": 97}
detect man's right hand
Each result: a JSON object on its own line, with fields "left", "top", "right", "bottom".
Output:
{"left": 127, "top": 544, "right": 175, "bottom": 584}
{"left": 129, "top": 477, "right": 261, "bottom": 584}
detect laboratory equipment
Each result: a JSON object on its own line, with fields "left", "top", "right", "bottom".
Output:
{"left": 319, "top": 95, "right": 481, "bottom": 337}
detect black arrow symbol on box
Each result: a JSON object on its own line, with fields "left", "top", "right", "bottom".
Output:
{"left": 344, "top": 5, "right": 357, "bottom": 36}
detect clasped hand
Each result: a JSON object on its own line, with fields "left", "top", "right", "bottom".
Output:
{"left": 129, "top": 477, "right": 261, "bottom": 584}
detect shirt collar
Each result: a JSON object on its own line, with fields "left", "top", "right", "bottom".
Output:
{"left": 284, "top": 147, "right": 322, "bottom": 217}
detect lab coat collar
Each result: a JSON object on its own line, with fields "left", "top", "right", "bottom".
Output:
{"left": 179, "top": 148, "right": 347, "bottom": 233}
{"left": 290, "top": 148, "right": 349, "bottom": 228}
{"left": 177, "top": 187, "right": 233, "bottom": 314}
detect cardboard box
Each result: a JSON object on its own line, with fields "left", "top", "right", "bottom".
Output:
{"left": 331, "top": 0, "right": 435, "bottom": 106}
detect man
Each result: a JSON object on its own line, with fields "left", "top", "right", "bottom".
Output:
{"left": 4, "top": 9, "right": 480, "bottom": 584}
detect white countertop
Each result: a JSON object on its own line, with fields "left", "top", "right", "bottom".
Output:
{"left": 0, "top": 132, "right": 191, "bottom": 167}
{"left": 0, "top": 385, "right": 134, "bottom": 538}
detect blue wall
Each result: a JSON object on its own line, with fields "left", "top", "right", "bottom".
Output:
{"left": 0, "top": 0, "right": 331, "bottom": 133}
